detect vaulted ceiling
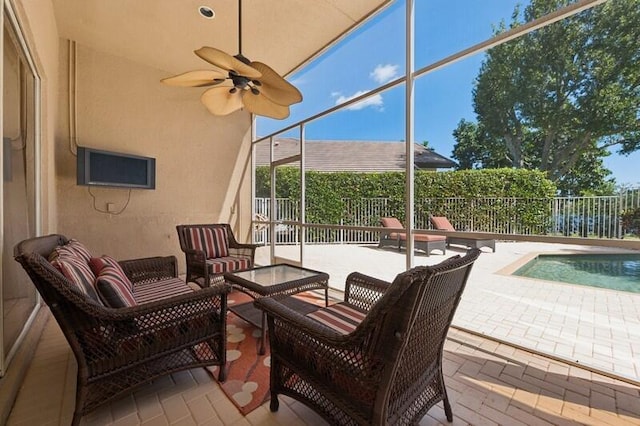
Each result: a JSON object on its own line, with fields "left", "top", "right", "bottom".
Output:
{"left": 52, "top": 0, "right": 391, "bottom": 76}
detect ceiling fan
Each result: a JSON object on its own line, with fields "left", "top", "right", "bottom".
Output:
{"left": 161, "top": 0, "right": 302, "bottom": 119}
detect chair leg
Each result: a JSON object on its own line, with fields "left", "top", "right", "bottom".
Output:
{"left": 71, "top": 412, "right": 82, "bottom": 426}
{"left": 270, "top": 394, "right": 280, "bottom": 412}
{"left": 270, "top": 356, "right": 280, "bottom": 412}
{"left": 443, "top": 396, "right": 453, "bottom": 422}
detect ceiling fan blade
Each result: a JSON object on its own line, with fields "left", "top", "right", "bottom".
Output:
{"left": 242, "top": 91, "right": 290, "bottom": 119}
{"left": 250, "top": 62, "right": 303, "bottom": 106}
{"left": 161, "top": 70, "right": 227, "bottom": 87}
{"left": 201, "top": 87, "right": 244, "bottom": 116}
{"left": 195, "top": 47, "right": 262, "bottom": 79}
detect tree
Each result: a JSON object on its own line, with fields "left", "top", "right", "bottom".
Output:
{"left": 452, "top": 119, "right": 512, "bottom": 170}
{"left": 452, "top": 0, "right": 639, "bottom": 195}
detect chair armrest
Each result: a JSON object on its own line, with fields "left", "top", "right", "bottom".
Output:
{"left": 344, "top": 272, "right": 391, "bottom": 311}
{"left": 228, "top": 241, "right": 259, "bottom": 250}
{"left": 228, "top": 243, "right": 258, "bottom": 262}
{"left": 119, "top": 256, "right": 178, "bottom": 285}
{"left": 182, "top": 247, "right": 206, "bottom": 261}
{"left": 226, "top": 227, "right": 258, "bottom": 261}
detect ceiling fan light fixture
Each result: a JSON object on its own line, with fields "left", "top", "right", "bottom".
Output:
{"left": 198, "top": 6, "right": 215, "bottom": 19}
{"left": 163, "top": 0, "right": 302, "bottom": 119}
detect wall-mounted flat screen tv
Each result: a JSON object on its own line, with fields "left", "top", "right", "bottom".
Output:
{"left": 77, "top": 146, "right": 156, "bottom": 189}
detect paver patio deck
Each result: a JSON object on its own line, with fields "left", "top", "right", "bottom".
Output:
{"left": 7, "top": 309, "right": 640, "bottom": 425}
{"left": 256, "top": 241, "right": 640, "bottom": 385}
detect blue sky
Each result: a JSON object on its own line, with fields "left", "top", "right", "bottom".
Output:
{"left": 257, "top": 0, "right": 639, "bottom": 186}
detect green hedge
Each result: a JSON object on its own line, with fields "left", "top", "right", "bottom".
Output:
{"left": 256, "top": 167, "right": 557, "bottom": 232}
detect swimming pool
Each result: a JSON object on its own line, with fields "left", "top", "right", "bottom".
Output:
{"left": 513, "top": 253, "right": 640, "bottom": 293}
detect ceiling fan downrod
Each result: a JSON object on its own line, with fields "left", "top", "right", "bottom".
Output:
{"left": 227, "top": 0, "right": 259, "bottom": 95}
{"left": 237, "top": 0, "right": 243, "bottom": 58}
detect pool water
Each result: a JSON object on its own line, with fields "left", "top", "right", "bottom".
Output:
{"left": 514, "top": 253, "right": 640, "bottom": 293}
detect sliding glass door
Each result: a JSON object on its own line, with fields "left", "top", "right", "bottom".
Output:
{"left": 1, "top": 7, "right": 40, "bottom": 376}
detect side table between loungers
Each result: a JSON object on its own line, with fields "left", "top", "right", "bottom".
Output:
{"left": 430, "top": 215, "right": 496, "bottom": 252}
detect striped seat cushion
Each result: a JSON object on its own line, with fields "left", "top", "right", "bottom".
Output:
{"left": 90, "top": 255, "right": 136, "bottom": 308}
{"left": 206, "top": 256, "right": 251, "bottom": 274}
{"left": 306, "top": 303, "right": 367, "bottom": 335}
{"left": 187, "top": 227, "right": 229, "bottom": 259}
{"left": 133, "top": 278, "right": 193, "bottom": 304}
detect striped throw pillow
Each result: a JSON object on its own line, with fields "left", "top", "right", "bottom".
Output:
{"left": 306, "top": 303, "right": 367, "bottom": 335}
{"left": 50, "top": 255, "right": 100, "bottom": 303}
{"left": 92, "top": 258, "right": 136, "bottom": 308}
{"left": 89, "top": 254, "right": 121, "bottom": 273}
{"left": 187, "top": 227, "right": 229, "bottom": 259}
{"left": 48, "top": 239, "right": 93, "bottom": 263}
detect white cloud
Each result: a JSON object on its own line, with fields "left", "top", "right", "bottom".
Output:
{"left": 370, "top": 64, "right": 399, "bottom": 84}
{"left": 329, "top": 63, "right": 398, "bottom": 112}
{"left": 333, "top": 90, "right": 384, "bottom": 111}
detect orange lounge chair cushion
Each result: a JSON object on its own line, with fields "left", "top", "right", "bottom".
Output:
{"left": 430, "top": 216, "right": 456, "bottom": 231}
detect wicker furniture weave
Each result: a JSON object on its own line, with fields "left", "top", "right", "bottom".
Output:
{"left": 255, "top": 249, "right": 481, "bottom": 425}
{"left": 176, "top": 223, "right": 258, "bottom": 287}
{"left": 14, "top": 234, "right": 229, "bottom": 426}
{"left": 379, "top": 217, "right": 447, "bottom": 256}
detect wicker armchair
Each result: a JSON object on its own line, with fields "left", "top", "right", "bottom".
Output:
{"left": 14, "top": 234, "right": 229, "bottom": 426}
{"left": 176, "top": 223, "right": 258, "bottom": 287}
{"left": 255, "top": 248, "right": 481, "bottom": 425}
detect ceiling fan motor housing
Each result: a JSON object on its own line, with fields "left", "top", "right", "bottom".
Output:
{"left": 229, "top": 72, "right": 260, "bottom": 95}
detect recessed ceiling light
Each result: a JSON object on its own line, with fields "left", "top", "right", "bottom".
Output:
{"left": 199, "top": 6, "right": 215, "bottom": 19}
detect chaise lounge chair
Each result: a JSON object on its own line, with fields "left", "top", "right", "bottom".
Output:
{"left": 429, "top": 215, "right": 496, "bottom": 252}
{"left": 379, "top": 217, "right": 446, "bottom": 256}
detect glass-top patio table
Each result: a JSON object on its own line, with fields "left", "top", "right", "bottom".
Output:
{"left": 224, "top": 264, "right": 329, "bottom": 354}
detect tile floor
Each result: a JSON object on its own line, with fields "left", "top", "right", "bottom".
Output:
{"left": 7, "top": 310, "right": 640, "bottom": 425}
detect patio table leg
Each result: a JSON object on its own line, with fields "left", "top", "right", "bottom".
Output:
{"left": 259, "top": 311, "right": 267, "bottom": 355}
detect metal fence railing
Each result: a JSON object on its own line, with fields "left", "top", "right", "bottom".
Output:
{"left": 254, "top": 189, "right": 640, "bottom": 244}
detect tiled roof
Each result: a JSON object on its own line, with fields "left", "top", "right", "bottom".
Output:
{"left": 254, "top": 138, "right": 457, "bottom": 172}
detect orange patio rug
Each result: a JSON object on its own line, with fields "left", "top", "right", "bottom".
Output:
{"left": 206, "top": 290, "right": 325, "bottom": 416}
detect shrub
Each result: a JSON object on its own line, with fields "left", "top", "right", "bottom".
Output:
{"left": 621, "top": 207, "right": 640, "bottom": 237}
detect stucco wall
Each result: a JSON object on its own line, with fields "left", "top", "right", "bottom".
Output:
{"left": 8, "top": 0, "right": 254, "bottom": 274}
{"left": 55, "top": 42, "right": 253, "bottom": 273}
